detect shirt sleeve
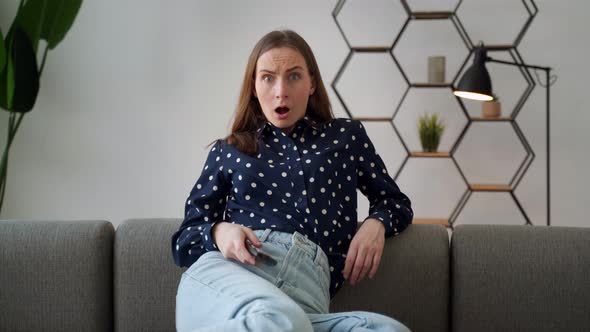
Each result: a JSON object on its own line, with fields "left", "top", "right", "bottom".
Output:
{"left": 354, "top": 121, "right": 413, "bottom": 237}
{"left": 171, "top": 140, "right": 230, "bottom": 267}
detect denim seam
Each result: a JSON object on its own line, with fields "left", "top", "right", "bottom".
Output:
{"left": 182, "top": 271, "right": 245, "bottom": 302}
{"left": 292, "top": 232, "right": 316, "bottom": 258}
{"left": 274, "top": 248, "right": 293, "bottom": 288}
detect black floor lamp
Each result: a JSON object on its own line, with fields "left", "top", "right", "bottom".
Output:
{"left": 453, "top": 44, "right": 555, "bottom": 226}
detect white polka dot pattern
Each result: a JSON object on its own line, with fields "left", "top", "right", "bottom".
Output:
{"left": 171, "top": 117, "right": 413, "bottom": 296}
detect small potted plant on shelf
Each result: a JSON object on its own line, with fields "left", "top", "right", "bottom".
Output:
{"left": 482, "top": 94, "right": 501, "bottom": 118}
{"left": 418, "top": 112, "right": 445, "bottom": 153}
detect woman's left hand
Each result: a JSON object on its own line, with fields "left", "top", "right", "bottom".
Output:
{"left": 343, "top": 218, "right": 385, "bottom": 285}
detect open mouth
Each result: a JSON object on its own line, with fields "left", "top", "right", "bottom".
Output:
{"left": 275, "top": 106, "right": 290, "bottom": 115}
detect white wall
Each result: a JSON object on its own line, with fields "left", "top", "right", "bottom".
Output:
{"left": 1, "top": 0, "right": 588, "bottom": 229}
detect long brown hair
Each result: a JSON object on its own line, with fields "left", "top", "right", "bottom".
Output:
{"left": 223, "top": 30, "right": 334, "bottom": 156}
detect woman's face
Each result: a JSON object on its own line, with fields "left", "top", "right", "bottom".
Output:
{"left": 254, "top": 47, "right": 315, "bottom": 134}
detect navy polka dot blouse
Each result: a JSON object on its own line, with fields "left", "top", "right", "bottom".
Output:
{"left": 172, "top": 117, "right": 413, "bottom": 297}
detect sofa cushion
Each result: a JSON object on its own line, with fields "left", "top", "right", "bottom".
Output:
{"left": 0, "top": 220, "right": 114, "bottom": 332}
{"left": 330, "top": 224, "right": 450, "bottom": 332}
{"left": 114, "top": 218, "right": 183, "bottom": 332}
{"left": 116, "top": 220, "right": 449, "bottom": 332}
{"left": 451, "top": 225, "right": 590, "bottom": 332}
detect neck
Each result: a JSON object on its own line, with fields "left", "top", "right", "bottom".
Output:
{"left": 282, "top": 126, "right": 294, "bottom": 135}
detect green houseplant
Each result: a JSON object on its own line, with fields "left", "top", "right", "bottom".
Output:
{"left": 0, "top": 0, "right": 82, "bottom": 214}
{"left": 418, "top": 112, "right": 445, "bottom": 153}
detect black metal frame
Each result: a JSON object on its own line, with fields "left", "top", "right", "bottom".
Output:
{"left": 453, "top": 56, "right": 552, "bottom": 226}
{"left": 331, "top": 0, "right": 551, "bottom": 227}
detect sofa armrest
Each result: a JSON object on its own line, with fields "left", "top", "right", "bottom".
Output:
{"left": 452, "top": 225, "right": 590, "bottom": 332}
{"left": 0, "top": 220, "right": 114, "bottom": 332}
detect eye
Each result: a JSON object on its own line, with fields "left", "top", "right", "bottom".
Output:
{"left": 289, "top": 72, "right": 301, "bottom": 80}
{"left": 262, "top": 75, "right": 273, "bottom": 82}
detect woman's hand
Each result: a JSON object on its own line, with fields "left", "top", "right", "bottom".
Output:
{"left": 212, "top": 222, "right": 262, "bottom": 265}
{"left": 343, "top": 218, "right": 385, "bottom": 285}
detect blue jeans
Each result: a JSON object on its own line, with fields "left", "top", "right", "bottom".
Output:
{"left": 176, "top": 229, "right": 411, "bottom": 332}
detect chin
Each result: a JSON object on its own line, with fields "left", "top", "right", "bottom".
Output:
{"left": 274, "top": 120, "right": 295, "bottom": 129}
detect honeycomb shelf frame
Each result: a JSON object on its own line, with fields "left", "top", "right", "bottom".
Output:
{"left": 331, "top": 0, "right": 549, "bottom": 228}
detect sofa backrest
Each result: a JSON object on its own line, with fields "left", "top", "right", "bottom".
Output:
{"left": 0, "top": 220, "right": 114, "bottom": 332}
{"left": 5, "top": 220, "right": 589, "bottom": 332}
{"left": 330, "top": 224, "right": 450, "bottom": 332}
{"left": 114, "top": 220, "right": 449, "bottom": 332}
{"left": 451, "top": 225, "right": 590, "bottom": 332}
{"left": 114, "top": 218, "right": 183, "bottom": 332}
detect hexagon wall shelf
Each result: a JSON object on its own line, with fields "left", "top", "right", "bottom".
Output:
{"left": 331, "top": 0, "right": 544, "bottom": 228}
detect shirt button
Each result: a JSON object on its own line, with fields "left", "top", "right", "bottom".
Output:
{"left": 298, "top": 198, "right": 303, "bottom": 203}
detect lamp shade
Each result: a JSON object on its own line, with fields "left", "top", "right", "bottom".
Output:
{"left": 453, "top": 47, "right": 494, "bottom": 101}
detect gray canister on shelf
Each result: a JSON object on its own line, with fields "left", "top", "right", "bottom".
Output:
{"left": 428, "top": 56, "right": 446, "bottom": 83}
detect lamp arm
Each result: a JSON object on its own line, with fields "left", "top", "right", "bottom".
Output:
{"left": 486, "top": 57, "right": 551, "bottom": 72}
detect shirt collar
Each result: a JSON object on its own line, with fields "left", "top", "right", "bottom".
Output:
{"left": 258, "top": 116, "right": 319, "bottom": 138}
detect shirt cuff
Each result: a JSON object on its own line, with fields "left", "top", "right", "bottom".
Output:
{"left": 202, "top": 222, "right": 219, "bottom": 252}
{"left": 364, "top": 211, "right": 394, "bottom": 237}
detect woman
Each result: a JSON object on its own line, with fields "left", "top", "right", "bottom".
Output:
{"left": 172, "top": 30, "right": 413, "bottom": 332}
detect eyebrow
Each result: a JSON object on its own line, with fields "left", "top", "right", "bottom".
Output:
{"left": 258, "top": 66, "right": 304, "bottom": 74}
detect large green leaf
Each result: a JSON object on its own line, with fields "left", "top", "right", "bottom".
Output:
{"left": 15, "top": 0, "right": 48, "bottom": 54}
{"left": 41, "top": 0, "right": 82, "bottom": 49}
{"left": 5, "top": 27, "right": 39, "bottom": 113}
{"left": 0, "top": 28, "right": 6, "bottom": 71}
{"left": 0, "top": 32, "right": 15, "bottom": 111}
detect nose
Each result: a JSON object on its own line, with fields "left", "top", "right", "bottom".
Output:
{"left": 275, "top": 79, "right": 288, "bottom": 99}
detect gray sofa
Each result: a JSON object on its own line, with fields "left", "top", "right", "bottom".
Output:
{"left": 1, "top": 219, "right": 589, "bottom": 332}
